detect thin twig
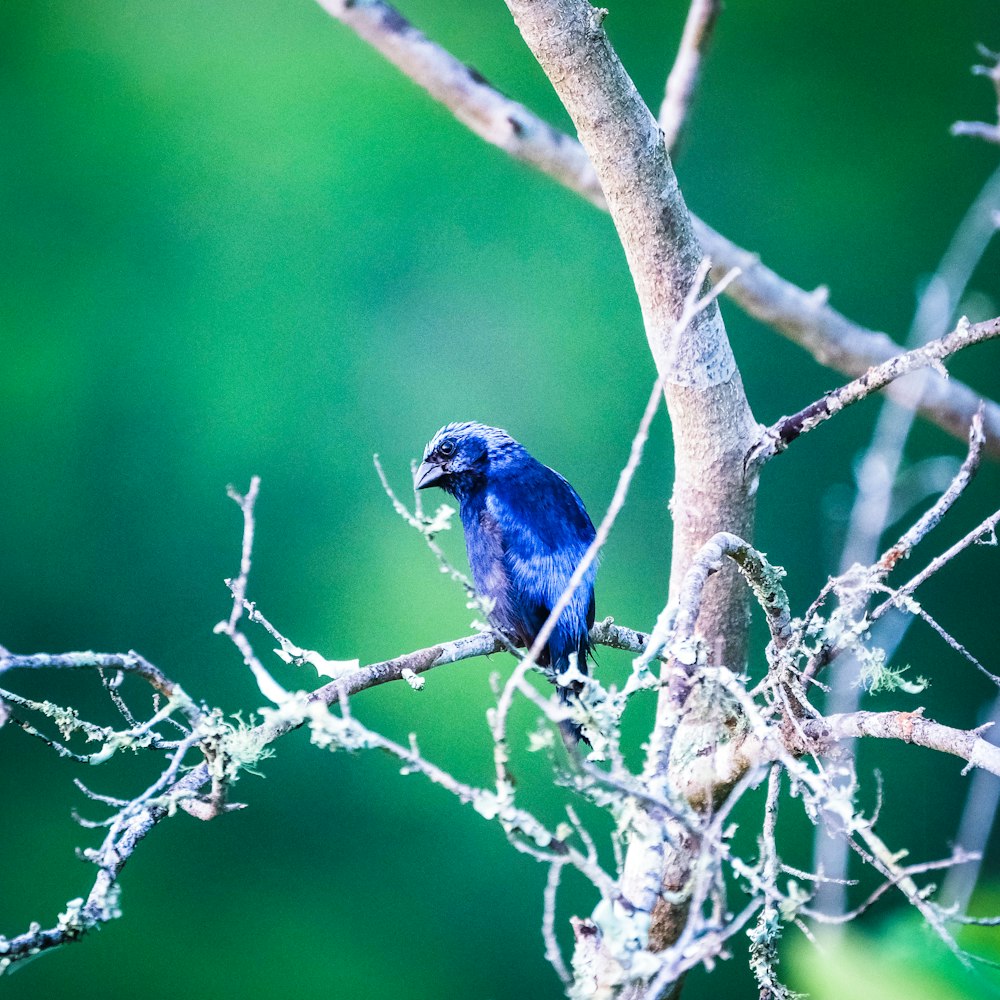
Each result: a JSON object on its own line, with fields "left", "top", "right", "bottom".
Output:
{"left": 314, "top": 0, "right": 605, "bottom": 206}
{"left": 942, "top": 692, "right": 1000, "bottom": 912}
{"left": 908, "top": 603, "right": 1000, "bottom": 687}
{"left": 542, "top": 861, "right": 571, "bottom": 984}
{"left": 798, "top": 710, "right": 1000, "bottom": 777}
{"left": 214, "top": 477, "right": 289, "bottom": 705}
{"left": 951, "top": 46, "right": 1000, "bottom": 146}
{"left": 659, "top": 0, "right": 722, "bottom": 152}
{"left": 756, "top": 317, "right": 1000, "bottom": 461}
{"left": 800, "top": 407, "right": 992, "bottom": 684}
{"left": 491, "top": 259, "right": 737, "bottom": 767}
{"left": 0, "top": 649, "right": 201, "bottom": 727}
{"left": 749, "top": 765, "right": 793, "bottom": 1000}
{"left": 224, "top": 477, "right": 260, "bottom": 633}
{"left": 374, "top": 454, "right": 473, "bottom": 593}
{"left": 871, "top": 503, "right": 1000, "bottom": 626}
{"left": 804, "top": 849, "right": 980, "bottom": 925}
{"left": 876, "top": 409, "right": 985, "bottom": 573}
{"left": 671, "top": 532, "right": 793, "bottom": 656}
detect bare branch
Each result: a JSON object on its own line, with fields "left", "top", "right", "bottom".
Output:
{"left": 701, "top": 219, "right": 1000, "bottom": 455}
{"left": 542, "top": 861, "right": 572, "bottom": 985}
{"left": 804, "top": 848, "right": 981, "bottom": 925}
{"left": 0, "top": 649, "right": 202, "bottom": 729}
{"left": 640, "top": 531, "right": 792, "bottom": 680}
{"left": 942, "top": 693, "right": 1000, "bottom": 912}
{"left": 589, "top": 617, "right": 658, "bottom": 658}
{"left": 223, "top": 477, "right": 260, "bottom": 633}
{"left": 233, "top": 610, "right": 657, "bottom": 743}
{"left": 658, "top": 0, "right": 722, "bottom": 152}
{"left": 0, "top": 752, "right": 211, "bottom": 969}
{"left": 314, "top": 0, "right": 1000, "bottom": 455}
{"left": 7, "top": 458, "right": 1000, "bottom": 984}
{"left": 871, "top": 502, "right": 1000, "bottom": 627}
{"left": 849, "top": 821, "right": 967, "bottom": 961}
{"left": 756, "top": 317, "right": 1000, "bottom": 461}
{"left": 705, "top": 665, "right": 977, "bottom": 960}
{"left": 798, "top": 709, "right": 1000, "bottom": 777}
{"left": 374, "top": 455, "right": 479, "bottom": 599}
{"left": 313, "top": 0, "right": 604, "bottom": 207}
{"left": 9, "top": 12, "right": 1000, "bottom": 978}
{"left": 748, "top": 766, "right": 796, "bottom": 1000}
{"left": 678, "top": 533, "right": 793, "bottom": 653}
{"left": 215, "top": 479, "right": 294, "bottom": 707}
{"left": 908, "top": 603, "right": 1000, "bottom": 687}
{"left": 801, "top": 408, "right": 993, "bottom": 686}
{"left": 952, "top": 46, "right": 1000, "bottom": 146}
{"left": 312, "top": 632, "right": 503, "bottom": 703}
{"left": 876, "top": 409, "right": 985, "bottom": 573}
{"left": 4, "top": 711, "right": 99, "bottom": 763}
{"left": 809, "top": 172, "right": 1000, "bottom": 926}
{"left": 951, "top": 120, "right": 1000, "bottom": 144}
{"left": 0, "top": 610, "right": 660, "bottom": 973}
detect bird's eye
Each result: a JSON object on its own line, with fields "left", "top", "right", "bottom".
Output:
{"left": 437, "top": 440, "right": 456, "bottom": 458}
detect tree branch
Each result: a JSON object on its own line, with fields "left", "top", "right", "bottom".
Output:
{"left": 0, "top": 616, "right": 657, "bottom": 972}
{"left": 798, "top": 406, "right": 992, "bottom": 687}
{"left": 673, "top": 532, "right": 792, "bottom": 654}
{"left": 494, "top": 2, "right": 758, "bottom": 977}
{"left": 314, "top": 0, "right": 1000, "bottom": 456}
{"left": 699, "top": 221, "right": 1000, "bottom": 455}
{"left": 13, "top": 615, "right": 996, "bottom": 979}
{"left": 871, "top": 500, "right": 1000, "bottom": 628}
{"left": 756, "top": 316, "right": 1000, "bottom": 460}
{"left": 876, "top": 409, "right": 985, "bottom": 573}
{"left": 313, "top": 0, "right": 605, "bottom": 206}
{"left": 0, "top": 649, "right": 203, "bottom": 729}
{"left": 658, "top": 0, "right": 722, "bottom": 153}
{"left": 0, "top": 744, "right": 211, "bottom": 969}
{"left": 799, "top": 709, "right": 1000, "bottom": 777}
{"left": 952, "top": 45, "right": 1000, "bottom": 146}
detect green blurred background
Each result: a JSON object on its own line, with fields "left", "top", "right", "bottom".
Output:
{"left": 2, "top": 0, "right": 1000, "bottom": 996}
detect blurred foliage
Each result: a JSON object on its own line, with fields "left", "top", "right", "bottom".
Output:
{"left": 788, "top": 904, "right": 1000, "bottom": 999}
{"left": 1, "top": 0, "right": 999, "bottom": 997}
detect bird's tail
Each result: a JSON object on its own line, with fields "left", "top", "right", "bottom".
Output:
{"left": 558, "top": 709, "right": 590, "bottom": 747}
{"left": 556, "top": 669, "right": 590, "bottom": 748}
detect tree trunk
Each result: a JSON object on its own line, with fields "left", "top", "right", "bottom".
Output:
{"left": 502, "top": 1, "right": 759, "bottom": 991}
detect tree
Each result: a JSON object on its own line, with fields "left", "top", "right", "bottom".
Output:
{"left": 2, "top": 2, "right": 1000, "bottom": 998}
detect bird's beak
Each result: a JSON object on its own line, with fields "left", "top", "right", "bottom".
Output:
{"left": 414, "top": 459, "right": 446, "bottom": 490}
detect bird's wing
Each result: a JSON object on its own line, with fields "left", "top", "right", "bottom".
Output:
{"left": 484, "top": 486, "right": 595, "bottom": 669}
{"left": 472, "top": 506, "right": 527, "bottom": 644}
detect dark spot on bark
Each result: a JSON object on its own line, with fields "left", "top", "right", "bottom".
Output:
{"left": 779, "top": 398, "right": 830, "bottom": 447}
{"left": 379, "top": 4, "right": 410, "bottom": 33}
{"left": 465, "top": 63, "right": 490, "bottom": 87}
{"left": 547, "top": 122, "right": 571, "bottom": 146}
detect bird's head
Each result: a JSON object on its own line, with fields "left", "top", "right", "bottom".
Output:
{"left": 414, "top": 422, "right": 518, "bottom": 497}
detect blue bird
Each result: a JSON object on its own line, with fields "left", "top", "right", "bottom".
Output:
{"left": 414, "top": 422, "right": 597, "bottom": 739}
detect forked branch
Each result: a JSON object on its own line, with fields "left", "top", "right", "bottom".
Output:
{"left": 313, "top": 0, "right": 1000, "bottom": 455}
{"left": 756, "top": 316, "right": 1000, "bottom": 461}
